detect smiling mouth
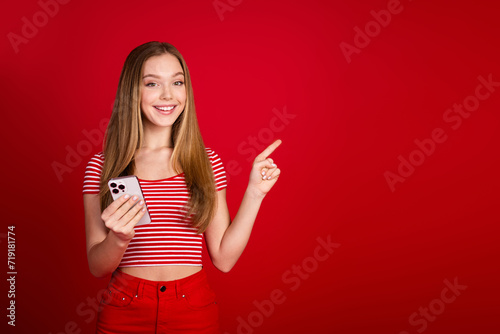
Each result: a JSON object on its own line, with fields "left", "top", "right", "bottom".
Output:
{"left": 154, "top": 106, "right": 176, "bottom": 112}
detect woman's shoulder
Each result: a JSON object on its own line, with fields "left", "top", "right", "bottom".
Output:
{"left": 205, "top": 147, "right": 215, "bottom": 155}
{"left": 204, "top": 147, "right": 227, "bottom": 189}
{"left": 89, "top": 151, "right": 105, "bottom": 162}
{"left": 85, "top": 151, "right": 105, "bottom": 171}
{"left": 204, "top": 147, "right": 223, "bottom": 161}
{"left": 204, "top": 147, "right": 226, "bottom": 174}
{"left": 83, "top": 152, "right": 105, "bottom": 194}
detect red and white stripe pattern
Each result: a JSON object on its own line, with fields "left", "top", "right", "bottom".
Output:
{"left": 82, "top": 148, "right": 227, "bottom": 267}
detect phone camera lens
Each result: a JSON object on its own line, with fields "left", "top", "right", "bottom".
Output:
{"left": 118, "top": 184, "right": 125, "bottom": 190}
{"left": 112, "top": 189, "right": 119, "bottom": 194}
{"left": 110, "top": 182, "right": 117, "bottom": 188}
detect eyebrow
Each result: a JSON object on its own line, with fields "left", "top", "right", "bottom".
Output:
{"left": 142, "top": 72, "right": 184, "bottom": 79}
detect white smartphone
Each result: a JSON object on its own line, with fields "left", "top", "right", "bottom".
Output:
{"left": 107, "top": 175, "right": 152, "bottom": 226}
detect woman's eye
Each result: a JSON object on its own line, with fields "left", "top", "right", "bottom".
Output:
{"left": 174, "top": 81, "right": 184, "bottom": 86}
{"left": 145, "top": 82, "right": 158, "bottom": 87}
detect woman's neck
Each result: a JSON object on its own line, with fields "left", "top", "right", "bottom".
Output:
{"left": 141, "top": 122, "right": 173, "bottom": 150}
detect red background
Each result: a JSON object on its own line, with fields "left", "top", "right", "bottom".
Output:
{"left": 2, "top": 0, "right": 499, "bottom": 333}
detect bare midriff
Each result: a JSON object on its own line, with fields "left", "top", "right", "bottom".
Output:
{"left": 118, "top": 265, "right": 203, "bottom": 281}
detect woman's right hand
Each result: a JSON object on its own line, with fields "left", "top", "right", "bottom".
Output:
{"left": 100, "top": 194, "right": 146, "bottom": 245}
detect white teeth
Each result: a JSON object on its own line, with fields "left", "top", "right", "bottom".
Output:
{"left": 156, "top": 106, "right": 174, "bottom": 111}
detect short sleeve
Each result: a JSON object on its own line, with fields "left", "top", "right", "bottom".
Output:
{"left": 207, "top": 148, "right": 227, "bottom": 191}
{"left": 82, "top": 152, "right": 105, "bottom": 195}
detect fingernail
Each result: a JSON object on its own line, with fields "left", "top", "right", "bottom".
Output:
{"left": 272, "top": 163, "right": 277, "bottom": 167}
{"left": 262, "top": 175, "right": 266, "bottom": 180}
{"left": 132, "top": 195, "right": 138, "bottom": 201}
{"left": 139, "top": 200, "right": 144, "bottom": 205}
{"left": 261, "top": 170, "right": 266, "bottom": 176}
{"left": 267, "top": 176, "right": 271, "bottom": 180}
{"left": 124, "top": 194, "right": 130, "bottom": 199}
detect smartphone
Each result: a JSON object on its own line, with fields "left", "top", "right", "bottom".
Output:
{"left": 107, "top": 175, "right": 152, "bottom": 226}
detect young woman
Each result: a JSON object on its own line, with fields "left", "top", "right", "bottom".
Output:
{"left": 82, "top": 41, "right": 282, "bottom": 333}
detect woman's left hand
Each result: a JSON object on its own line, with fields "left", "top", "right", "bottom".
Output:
{"left": 247, "top": 139, "right": 282, "bottom": 198}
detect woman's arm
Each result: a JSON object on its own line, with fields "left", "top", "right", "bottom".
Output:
{"left": 84, "top": 193, "right": 146, "bottom": 277}
{"left": 204, "top": 140, "right": 282, "bottom": 272}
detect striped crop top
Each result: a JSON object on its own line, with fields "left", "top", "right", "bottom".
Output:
{"left": 82, "top": 148, "right": 227, "bottom": 267}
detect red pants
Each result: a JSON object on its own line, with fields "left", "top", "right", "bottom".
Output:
{"left": 96, "top": 267, "right": 221, "bottom": 334}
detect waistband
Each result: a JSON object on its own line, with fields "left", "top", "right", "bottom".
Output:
{"left": 108, "top": 267, "right": 208, "bottom": 300}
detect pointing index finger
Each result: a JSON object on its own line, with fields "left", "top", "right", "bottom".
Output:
{"left": 256, "top": 139, "right": 282, "bottom": 161}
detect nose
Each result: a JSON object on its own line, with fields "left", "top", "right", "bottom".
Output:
{"left": 160, "top": 85, "right": 173, "bottom": 100}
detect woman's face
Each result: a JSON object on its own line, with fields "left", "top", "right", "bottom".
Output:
{"left": 140, "top": 53, "right": 186, "bottom": 128}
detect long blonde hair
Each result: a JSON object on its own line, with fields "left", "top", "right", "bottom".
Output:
{"left": 99, "top": 41, "right": 216, "bottom": 234}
